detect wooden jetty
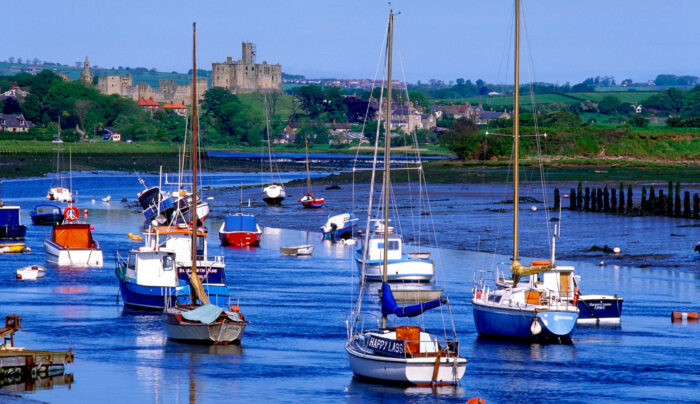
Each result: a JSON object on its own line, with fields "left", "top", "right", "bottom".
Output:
{"left": 1, "top": 315, "right": 74, "bottom": 388}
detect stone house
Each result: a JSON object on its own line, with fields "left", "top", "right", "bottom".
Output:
{"left": 136, "top": 97, "right": 162, "bottom": 114}
{"left": 0, "top": 113, "right": 33, "bottom": 132}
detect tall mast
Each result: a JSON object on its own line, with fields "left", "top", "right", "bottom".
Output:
{"left": 304, "top": 133, "right": 311, "bottom": 194}
{"left": 189, "top": 22, "right": 209, "bottom": 306}
{"left": 381, "top": 11, "right": 394, "bottom": 330}
{"left": 512, "top": 0, "right": 520, "bottom": 263}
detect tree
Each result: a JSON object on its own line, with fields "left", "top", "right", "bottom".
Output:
{"left": 297, "top": 85, "right": 324, "bottom": 118}
{"left": 295, "top": 124, "right": 329, "bottom": 146}
{"left": 74, "top": 99, "right": 95, "bottom": 135}
{"left": 408, "top": 91, "right": 431, "bottom": 110}
{"left": 322, "top": 86, "right": 347, "bottom": 121}
{"left": 598, "top": 95, "right": 621, "bottom": 114}
{"left": 439, "top": 118, "right": 480, "bottom": 159}
{"left": 2, "top": 97, "right": 22, "bottom": 114}
{"left": 627, "top": 115, "right": 648, "bottom": 127}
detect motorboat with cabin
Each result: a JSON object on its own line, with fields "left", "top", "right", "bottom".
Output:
{"left": 0, "top": 205, "right": 26, "bottom": 253}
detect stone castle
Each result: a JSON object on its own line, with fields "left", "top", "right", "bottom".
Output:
{"left": 211, "top": 42, "right": 281, "bottom": 93}
{"left": 96, "top": 74, "right": 207, "bottom": 106}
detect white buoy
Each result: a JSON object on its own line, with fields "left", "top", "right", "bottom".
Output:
{"left": 613, "top": 247, "right": 621, "bottom": 254}
{"left": 599, "top": 261, "right": 605, "bottom": 266}
{"left": 530, "top": 206, "right": 537, "bottom": 212}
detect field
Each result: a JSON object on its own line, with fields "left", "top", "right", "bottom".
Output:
{"left": 449, "top": 90, "right": 661, "bottom": 110}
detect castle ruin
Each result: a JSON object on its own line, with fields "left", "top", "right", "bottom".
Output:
{"left": 96, "top": 74, "right": 207, "bottom": 106}
{"left": 211, "top": 42, "right": 281, "bottom": 94}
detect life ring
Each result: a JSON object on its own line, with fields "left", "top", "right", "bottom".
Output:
{"left": 531, "top": 260, "right": 551, "bottom": 267}
{"left": 63, "top": 206, "right": 80, "bottom": 222}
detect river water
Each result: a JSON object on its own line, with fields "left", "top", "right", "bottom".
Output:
{"left": 0, "top": 171, "right": 698, "bottom": 403}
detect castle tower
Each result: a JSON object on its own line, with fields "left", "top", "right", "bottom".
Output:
{"left": 242, "top": 42, "right": 255, "bottom": 64}
{"left": 80, "top": 56, "right": 93, "bottom": 86}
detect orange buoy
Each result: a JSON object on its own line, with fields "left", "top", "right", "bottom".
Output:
{"left": 672, "top": 311, "right": 699, "bottom": 322}
{"left": 230, "top": 305, "right": 240, "bottom": 313}
{"left": 531, "top": 260, "right": 551, "bottom": 267}
{"left": 467, "top": 399, "right": 486, "bottom": 404}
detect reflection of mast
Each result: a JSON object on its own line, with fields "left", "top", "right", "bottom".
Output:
{"left": 188, "top": 22, "right": 209, "bottom": 306}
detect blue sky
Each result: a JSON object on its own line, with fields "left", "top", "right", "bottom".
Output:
{"left": 4, "top": 0, "right": 699, "bottom": 84}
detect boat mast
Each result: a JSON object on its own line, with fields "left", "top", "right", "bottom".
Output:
{"left": 264, "top": 96, "right": 274, "bottom": 185}
{"left": 56, "top": 117, "right": 61, "bottom": 188}
{"left": 512, "top": 0, "right": 520, "bottom": 264}
{"left": 381, "top": 11, "right": 393, "bottom": 330}
{"left": 304, "top": 133, "right": 311, "bottom": 194}
{"left": 189, "top": 22, "right": 209, "bottom": 306}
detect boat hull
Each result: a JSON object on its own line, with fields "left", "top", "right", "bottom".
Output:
{"left": 117, "top": 279, "right": 231, "bottom": 311}
{"left": 163, "top": 308, "right": 245, "bottom": 344}
{"left": 0, "top": 242, "right": 26, "bottom": 253}
{"left": 357, "top": 256, "right": 434, "bottom": 282}
{"left": 346, "top": 343, "right": 466, "bottom": 386}
{"left": 30, "top": 214, "right": 64, "bottom": 226}
{"left": 472, "top": 300, "right": 577, "bottom": 341}
{"left": 300, "top": 196, "right": 325, "bottom": 208}
{"left": 43, "top": 240, "right": 103, "bottom": 267}
{"left": 219, "top": 231, "right": 260, "bottom": 247}
{"left": 262, "top": 196, "right": 284, "bottom": 206}
{"left": 576, "top": 295, "right": 623, "bottom": 324}
{"left": 17, "top": 266, "right": 46, "bottom": 280}
{"left": 280, "top": 245, "right": 314, "bottom": 256}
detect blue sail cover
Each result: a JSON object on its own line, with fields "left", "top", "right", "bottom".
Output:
{"left": 381, "top": 282, "right": 444, "bottom": 318}
{"left": 0, "top": 208, "right": 20, "bottom": 226}
{"left": 224, "top": 214, "right": 258, "bottom": 232}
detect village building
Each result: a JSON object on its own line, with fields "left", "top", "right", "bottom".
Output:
{"left": 136, "top": 97, "right": 162, "bottom": 114}
{"left": 80, "top": 56, "right": 93, "bottom": 86}
{"left": 212, "top": 42, "right": 282, "bottom": 94}
{"left": 1, "top": 82, "right": 29, "bottom": 99}
{"left": 0, "top": 113, "right": 34, "bottom": 132}
{"left": 162, "top": 102, "right": 188, "bottom": 117}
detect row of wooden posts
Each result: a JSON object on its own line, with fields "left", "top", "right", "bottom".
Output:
{"left": 553, "top": 182, "right": 700, "bottom": 219}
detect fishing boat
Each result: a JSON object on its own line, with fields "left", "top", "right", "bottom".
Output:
{"left": 164, "top": 23, "right": 247, "bottom": 344}
{"left": 30, "top": 205, "right": 64, "bottom": 225}
{"left": 321, "top": 213, "right": 359, "bottom": 242}
{"left": 17, "top": 265, "right": 46, "bottom": 280}
{"left": 115, "top": 235, "right": 230, "bottom": 310}
{"left": 471, "top": 0, "right": 578, "bottom": 342}
{"left": 219, "top": 213, "right": 262, "bottom": 247}
{"left": 346, "top": 12, "right": 466, "bottom": 386}
{"left": 46, "top": 123, "right": 74, "bottom": 203}
{"left": 298, "top": 133, "right": 325, "bottom": 208}
{"left": 137, "top": 182, "right": 174, "bottom": 223}
{"left": 44, "top": 222, "right": 103, "bottom": 267}
{"left": 0, "top": 205, "right": 26, "bottom": 253}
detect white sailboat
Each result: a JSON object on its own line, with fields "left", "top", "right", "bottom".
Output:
{"left": 345, "top": 11, "right": 466, "bottom": 386}
{"left": 46, "top": 124, "right": 74, "bottom": 203}
{"left": 163, "top": 23, "right": 247, "bottom": 344}
{"left": 471, "top": 0, "right": 579, "bottom": 341}
{"left": 261, "top": 96, "right": 286, "bottom": 205}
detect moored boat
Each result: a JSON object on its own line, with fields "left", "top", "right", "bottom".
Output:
{"left": 355, "top": 232, "right": 434, "bottom": 282}
{"left": 30, "top": 205, "right": 64, "bottom": 226}
{"left": 218, "top": 213, "right": 262, "bottom": 247}
{"left": 321, "top": 213, "right": 359, "bottom": 242}
{"left": 0, "top": 205, "right": 26, "bottom": 253}
{"left": 298, "top": 132, "right": 325, "bottom": 208}
{"left": 262, "top": 184, "right": 286, "bottom": 206}
{"left": 280, "top": 244, "right": 314, "bottom": 256}
{"left": 17, "top": 265, "right": 46, "bottom": 280}
{"left": 43, "top": 223, "right": 103, "bottom": 267}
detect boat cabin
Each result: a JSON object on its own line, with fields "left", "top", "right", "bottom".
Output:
{"left": 535, "top": 265, "right": 575, "bottom": 300}
{"left": 125, "top": 248, "right": 178, "bottom": 287}
{"left": 51, "top": 224, "right": 96, "bottom": 249}
{"left": 366, "top": 234, "right": 403, "bottom": 261}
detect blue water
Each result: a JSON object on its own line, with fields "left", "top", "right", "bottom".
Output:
{"left": 1, "top": 172, "right": 699, "bottom": 403}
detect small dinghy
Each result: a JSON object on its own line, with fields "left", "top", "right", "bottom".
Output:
{"left": 280, "top": 244, "right": 314, "bottom": 256}
{"left": 102, "top": 195, "right": 111, "bottom": 202}
{"left": 17, "top": 265, "right": 46, "bottom": 280}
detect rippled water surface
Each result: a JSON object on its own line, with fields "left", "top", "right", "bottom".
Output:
{"left": 0, "top": 172, "right": 698, "bottom": 403}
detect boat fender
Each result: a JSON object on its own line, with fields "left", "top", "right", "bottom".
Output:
{"left": 476, "top": 290, "right": 482, "bottom": 299}
{"left": 467, "top": 399, "right": 486, "bottom": 404}
{"left": 230, "top": 305, "right": 240, "bottom": 313}
{"left": 63, "top": 206, "right": 80, "bottom": 222}
{"left": 530, "top": 318, "right": 542, "bottom": 335}
{"left": 573, "top": 287, "right": 580, "bottom": 306}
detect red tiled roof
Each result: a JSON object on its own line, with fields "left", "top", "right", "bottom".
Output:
{"left": 163, "top": 102, "right": 187, "bottom": 109}
{"left": 137, "top": 97, "right": 161, "bottom": 107}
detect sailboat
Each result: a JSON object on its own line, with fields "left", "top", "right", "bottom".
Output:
{"left": 261, "top": 96, "right": 286, "bottom": 206}
{"left": 345, "top": 11, "right": 466, "bottom": 386}
{"left": 471, "top": 0, "right": 579, "bottom": 341}
{"left": 298, "top": 133, "right": 324, "bottom": 208}
{"left": 46, "top": 122, "right": 74, "bottom": 203}
{"left": 163, "top": 22, "right": 247, "bottom": 344}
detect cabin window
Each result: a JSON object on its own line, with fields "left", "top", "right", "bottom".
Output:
{"left": 162, "top": 255, "right": 174, "bottom": 271}
{"left": 196, "top": 236, "right": 205, "bottom": 253}
{"left": 488, "top": 295, "right": 502, "bottom": 303}
{"left": 377, "top": 241, "right": 400, "bottom": 250}
{"left": 127, "top": 254, "right": 136, "bottom": 269}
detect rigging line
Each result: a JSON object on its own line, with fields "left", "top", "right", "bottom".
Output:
{"left": 521, "top": 4, "right": 553, "bottom": 252}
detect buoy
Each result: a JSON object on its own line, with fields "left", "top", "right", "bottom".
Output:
{"left": 230, "top": 305, "right": 240, "bottom": 313}
{"left": 467, "top": 399, "right": 486, "bottom": 404}
{"left": 90, "top": 225, "right": 95, "bottom": 231}
{"left": 84, "top": 209, "right": 88, "bottom": 218}
{"left": 613, "top": 247, "right": 621, "bottom": 254}
{"left": 91, "top": 199, "right": 96, "bottom": 204}
{"left": 530, "top": 206, "right": 537, "bottom": 212}
{"left": 562, "top": 194, "right": 569, "bottom": 198}
{"left": 25, "top": 247, "right": 31, "bottom": 253}
{"left": 672, "top": 311, "right": 699, "bottom": 322}
{"left": 599, "top": 261, "right": 605, "bottom": 266}
{"left": 128, "top": 233, "right": 133, "bottom": 238}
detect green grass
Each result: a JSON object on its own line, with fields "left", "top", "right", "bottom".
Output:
{"left": 236, "top": 93, "right": 296, "bottom": 121}
{"left": 440, "top": 90, "right": 662, "bottom": 110}
{"left": 0, "top": 140, "right": 179, "bottom": 154}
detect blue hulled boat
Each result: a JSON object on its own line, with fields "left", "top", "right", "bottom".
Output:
{"left": 0, "top": 205, "right": 27, "bottom": 253}
{"left": 30, "top": 204, "right": 64, "bottom": 225}
{"left": 471, "top": 0, "right": 578, "bottom": 342}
